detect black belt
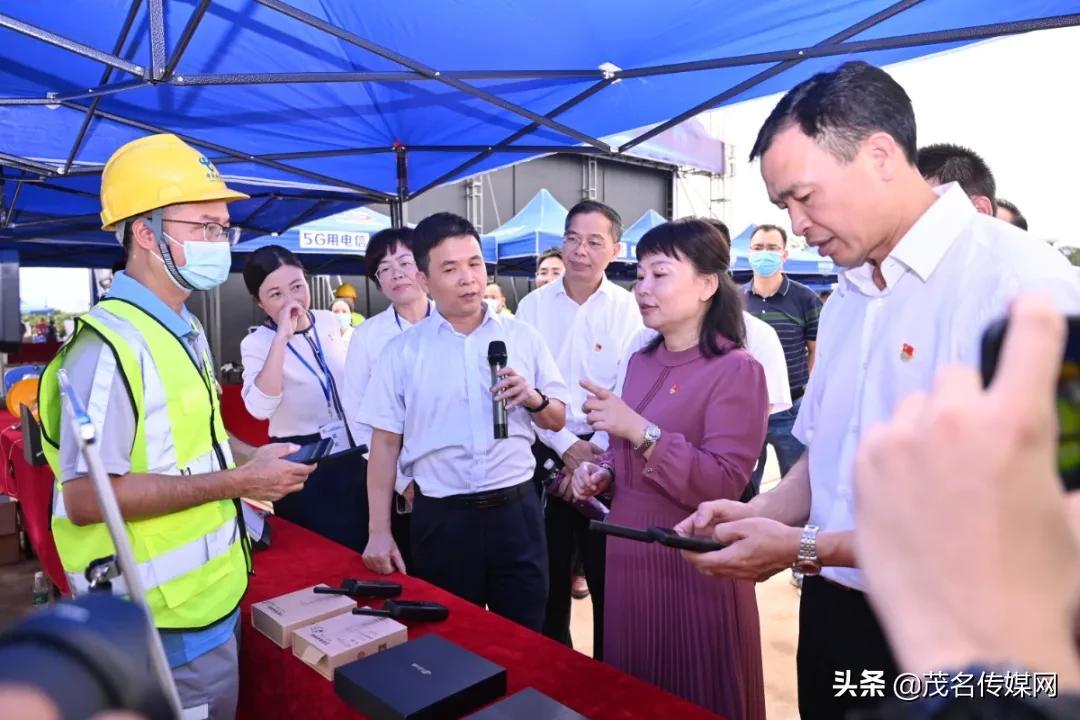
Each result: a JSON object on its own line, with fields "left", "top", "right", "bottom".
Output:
{"left": 420, "top": 480, "right": 533, "bottom": 510}
{"left": 790, "top": 386, "right": 806, "bottom": 402}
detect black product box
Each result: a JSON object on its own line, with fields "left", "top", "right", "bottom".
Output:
{"left": 466, "top": 688, "right": 588, "bottom": 719}
{"left": 334, "top": 633, "right": 507, "bottom": 720}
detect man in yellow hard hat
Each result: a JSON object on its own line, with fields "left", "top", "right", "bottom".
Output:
{"left": 334, "top": 282, "right": 365, "bottom": 326}
{"left": 38, "top": 133, "right": 316, "bottom": 719}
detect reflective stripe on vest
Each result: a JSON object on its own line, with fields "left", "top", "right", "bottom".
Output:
{"left": 40, "top": 299, "right": 248, "bottom": 630}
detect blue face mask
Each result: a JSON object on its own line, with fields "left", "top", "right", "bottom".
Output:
{"left": 749, "top": 250, "right": 783, "bottom": 278}
{"left": 334, "top": 312, "right": 352, "bottom": 330}
{"left": 164, "top": 235, "right": 232, "bottom": 291}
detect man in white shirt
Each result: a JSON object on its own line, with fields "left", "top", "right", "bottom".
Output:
{"left": 359, "top": 212, "right": 569, "bottom": 631}
{"left": 673, "top": 61, "right": 1080, "bottom": 719}
{"left": 515, "top": 200, "right": 644, "bottom": 656}
{"left": 341, "top": 227, "right": 432, "bottom": 565}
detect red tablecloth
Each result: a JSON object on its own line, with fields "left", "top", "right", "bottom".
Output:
{"left": 5, "top": 341, "right": 62, "bottom": 365}
{"left": 0, "top": 410, "right": 68, "bottom": 593}
{"left": 221, "top": 383, "right": 269, "bottom": 447}
{"left": 239, "top": 519, "right": 722, "bottom": 720}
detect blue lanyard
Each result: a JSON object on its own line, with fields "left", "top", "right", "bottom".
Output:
{"left": 266, "top": 313, "right": 342, "bottom": 417}
{"left": 393, "top": 302, "right": 431, "bottom": 330}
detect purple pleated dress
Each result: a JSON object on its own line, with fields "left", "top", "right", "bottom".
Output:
{"left": 602, "top": 337, "right": 768, "bottom": 719}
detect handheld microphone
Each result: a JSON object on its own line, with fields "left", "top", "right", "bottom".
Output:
{"left": 487, "top": 340, "right": 508, "bottom": 440}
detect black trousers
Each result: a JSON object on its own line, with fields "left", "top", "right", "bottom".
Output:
{"left": 410, "top": 482, "right": 548, "bottom": 632}
{"left": 269, "top": 434, "right": 411, "bottom": 564}
{"left": 532, "top": 440, "right": 606, "bottom": 660}
{"left": 798, "top": 575, "right": 900, "bottom": 720}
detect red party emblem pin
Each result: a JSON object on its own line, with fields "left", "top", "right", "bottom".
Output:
{"left": 900, "top": 343, "right": 915, "bottom": 362}
{"left": 669, "top": 383, "right": 679, "bottom": 395}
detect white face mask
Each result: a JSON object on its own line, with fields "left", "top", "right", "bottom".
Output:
{"left": 334, "top": 312, "right": 352, "bottom": 330}
{"left": 484, "top": 298, "right": 500, "bottom": 314}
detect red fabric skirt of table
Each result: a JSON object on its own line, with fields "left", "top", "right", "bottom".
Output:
{"left": 239, "top": 518, "right": 722, "bottom": 720}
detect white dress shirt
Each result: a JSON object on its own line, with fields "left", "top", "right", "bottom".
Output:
{"left": 240, "top": 309, "right": 350, "bottom": 439}
{"left": 357, "top": 305, "right": 570, "bottom": 497}
{"left": 743, "top": 312, "right": 792, "bottom": 415}
{"left": 342, "top": 302, "right": 432, "bottom": 448}
{"left": 793, "top": 183, "right": 1080, "bottom": 591}
{"left": 514, "top": 275, "right": 644, "bottom": 457}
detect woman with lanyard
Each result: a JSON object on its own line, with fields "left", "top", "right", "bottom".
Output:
{"left": 240, "top": 245, "right": 365, "bottom": 550}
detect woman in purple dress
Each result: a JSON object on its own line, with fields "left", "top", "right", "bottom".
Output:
{"left": 572, "top": 219, "right": 768, "bottom": 719}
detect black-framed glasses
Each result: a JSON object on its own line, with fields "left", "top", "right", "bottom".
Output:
{"left": 163, "top": 218, "right": 242, "bottom": 245}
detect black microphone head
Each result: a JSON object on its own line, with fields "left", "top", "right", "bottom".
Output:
{"left": 487, "top": 340, "right": 508, "bottom": 365}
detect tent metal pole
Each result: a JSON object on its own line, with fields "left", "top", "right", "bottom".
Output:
{"left": 0, "top": 13, "right": 146, "bottom": 77}
{"left": 209, "top": 147, "right": 395, "bottom": 164}
{"left": 163, "top": 0, "right": 211, "bottom": 80}
{"left": 254, "top": 0, "right": 610, "bottom": 152}
{"left": 8, "top": 213, "right": 102, "bottom": 229}
{"left": 394, "top": 144, "right": 409, "bottom": 228}
{"left": 0, "top": 79, "right": 149, "bottom": 105}
{"left": 408, "top": 78, "right": 614, "bottom": 199}
{"left": 148, "top": 0, "right": 166, "bottom": 81}
{"left": 172, "top": 68, "right": 605, "bottom": 85}
{"left": 0, "top": 152, "right": 57, "bottom": 175}
{"left": 1, "top": 181, "right": 22, "bottom": 228}
{"left": 620, "top": 0, "right": 925, "bottom": 152}
{"left": 63, "top": 0, "right": 145, "bottom": 174}
{"left": 618, "top": 12, "right": 1080, "bottom": 80}
{"left": 58, "top": 100, "right": 397, "bottom": 199}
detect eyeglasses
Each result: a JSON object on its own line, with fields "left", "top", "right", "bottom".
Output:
{"left": 163, "top": 218, "right": 242, "bottom": 245}
{"left": 563, "top": 234, "right": 607, "bottom": 251}
{"left": 375, "top": 258, "right": 417, "bottom": 281}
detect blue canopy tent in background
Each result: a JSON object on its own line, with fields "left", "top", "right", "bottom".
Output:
{"left": 483, "top": 189, "right": 568, "bottom": 273}
{"left": 232, "top": 206, "right": 392, "bottom": 274}
{"left": 620, "top": 210, "right": 668, "bottom": 262}
{"left": 2, "top": 1, "right": 1079, "bottom": 267}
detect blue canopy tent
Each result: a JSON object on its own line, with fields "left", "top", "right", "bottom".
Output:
{"left": 2, "top": 1, "right": 1079, "bottom": 267}
{"left": 483, "top": 189, "right": 568, "bottom": 273}
{"left": 232, "top": 205, "right": 392, "bottom": 274}
{"left": 620, "top": 210, "right": 668, "bottom": 262}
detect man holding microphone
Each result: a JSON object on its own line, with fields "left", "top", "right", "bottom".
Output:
{"left": 359, "top": 212, "right": 568, "bottom": 631}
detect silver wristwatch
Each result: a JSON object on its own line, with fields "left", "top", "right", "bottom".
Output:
{"left": 793, "top": 524, "right": 822, "bottom": 575}
{"left": 634, "top": 423, "right": 662, "bottom": 453}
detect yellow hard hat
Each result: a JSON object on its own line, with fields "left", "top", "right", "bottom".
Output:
{"left": 334, "top": 283, "right": 358, "bottom": 300}
{"left": 6, "top": 376, "right": 39, "bottom": 418}
{"left": 99, "top": 133, "right": 249, "bottom": 231}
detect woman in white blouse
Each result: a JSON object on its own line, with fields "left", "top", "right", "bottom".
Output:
{"left": 240, "top": 245, "right": 364, "bottom": 550}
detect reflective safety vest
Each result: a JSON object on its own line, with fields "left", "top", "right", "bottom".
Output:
{"left": 39, "top": 298, "right": 249, "bottom": 630}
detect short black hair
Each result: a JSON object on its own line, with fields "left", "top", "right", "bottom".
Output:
{"left": 702, "top": 218, "right": 730, "bottom": 246}
{"left": 996, "top": 197, "right": 1028, "bottom": 231}
{"left": 411, "top": 212, "right": 481, "bottom": 274}
{"left": 750, "top": 61, "right": 917, "bottom": 165}
{"left": 565, "top": 200, "right": 623, "bottom": 243}
{"left": 750, "top": 224, "right": 788, "bottom": 248}
{"left": 242, "top": 244, "right": 304, "bottom": 296}
{"left": 364, "top": 227, "right": 414, "bottom": 289}
{"left": 537, "top": 246, "right": 563, "bottom": 268}
{"left": 917, "top": 143, "right": 997, "bottom": 212}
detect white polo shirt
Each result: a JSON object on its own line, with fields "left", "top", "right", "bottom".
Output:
{"left": 515, "top": 275, "right": 645, "bottom": 456}
{"left": 342, "top": 302, "right": 432, "bottom": 448}
{"left": 357, "top": 305, "right": 569, "bottom": 497}
{"left": 793, "top": 183, "right": 1080, "bottom": 591}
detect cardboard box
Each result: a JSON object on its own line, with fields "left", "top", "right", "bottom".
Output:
{"left": 0, "top": 495, "right": 18, "bottom": 536}
{"left": 466, "top": 689, "right": 588, "bottom": 719}
{"left": 250, "top": 584, "right": 355, "bottom": 648}
{"left": 292, "top": 609, "right": 408, "bottom": 680}
{"left": 335, "top": 634, "right": 507, "bottom": 720}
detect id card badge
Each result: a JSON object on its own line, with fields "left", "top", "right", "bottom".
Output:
{"left": 319, "top": 419, "right": 350, "bottom": 453}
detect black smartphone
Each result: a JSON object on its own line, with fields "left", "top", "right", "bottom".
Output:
{"left": 980, "top": 315, "right": 1080, "bottom": 492}
{"left": 590, "top": 521, "right": 726, "bottom": 553}
{"left": 648, "top": 527, "right": 727, "bottom": 553}
{"left": 282, "top": 437, "right": 334, "bottom": 465}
